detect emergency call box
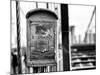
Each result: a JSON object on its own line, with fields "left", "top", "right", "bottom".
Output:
{"left": 26, "top": 9, "right": 58, "bottom": 66}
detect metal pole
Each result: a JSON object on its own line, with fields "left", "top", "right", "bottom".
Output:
{"left": 46, "top": 3, "right": 49, "bottom": 9}
{"left": 16, "top": 0, "right": 22, "bottom": 74}
{"left": 36, "top": 2, "right": 38, "bottom": 8}
{"left": 61, "top": 4, "right": 70, "bottom": 71}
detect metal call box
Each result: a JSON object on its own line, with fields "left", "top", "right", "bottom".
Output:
{"left": 26, "top": 9, "right": 58, "bottom": 67}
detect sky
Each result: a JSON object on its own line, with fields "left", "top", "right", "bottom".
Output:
{"left": 11, "top": 1, "right": 95, "bottom": 48}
